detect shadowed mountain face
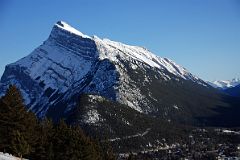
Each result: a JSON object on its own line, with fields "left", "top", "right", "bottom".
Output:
{"left": 224, "top": 84, "right": 240, "bottom": 97}
{"left": 0, "top": 21, "right": 240, "bottom": 140}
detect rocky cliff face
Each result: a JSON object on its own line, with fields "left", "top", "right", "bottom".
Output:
{"left": 1, "top": 21, "right": 240, "bottom": 154}
{"left": 1, "top": 21, "right": 239, "bottom": 128}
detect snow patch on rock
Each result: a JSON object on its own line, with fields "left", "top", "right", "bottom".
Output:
{"left": 84, "top": 109, "right": 101, "bottom": 124}
{"left": 55, "top": 21, "right": 91, "bottom": 39}
{"left": 173, "top": 104, "right": 179, "bottom": 110}
{"left": 0, "top": 152, "right": 28, "bottom": 160}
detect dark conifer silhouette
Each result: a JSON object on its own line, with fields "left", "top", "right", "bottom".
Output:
{"left": 0, "top": 85, "right": 115, "bottom": 159}
{"left": 0, "top": 85, "right": 37, "bottom": 157}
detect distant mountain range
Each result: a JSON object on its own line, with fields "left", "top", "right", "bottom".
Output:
{"left": 207, "top": 78, "right": 240, "bottom": 89}
{"left": 1, "top": 21, "right": 240, "bottom": 152}
{"left": 207, "top": 78, "right": 240, "bottom": 97}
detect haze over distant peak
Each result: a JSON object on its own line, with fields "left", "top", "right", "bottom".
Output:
{"left": 207, "top": 78, "right": 240, "bottom": 89}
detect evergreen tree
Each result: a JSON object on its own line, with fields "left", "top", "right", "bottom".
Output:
{"left": 50, "top": 120, "right": 102, "bottom": 160}
{"left": 0, "top": 85, "right": 115, "bottom": 159}
{"left": 11, "top": 130, "right": 30, "bottom": 158}
{"left": 30, "top": 118, "right": 54, "bottom": 160}
{"left": 0, "top": 85, "right": 37, "bottom": 155}
{"left": 100, "top": 139, "right": 116, "bottom": 160}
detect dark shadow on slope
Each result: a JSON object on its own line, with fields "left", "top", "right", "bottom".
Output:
{"left": 196, "top": 95, "right": 240, "bottom": 127}
{"left": 224, "top": 84, "right": 240, "bottom": 97}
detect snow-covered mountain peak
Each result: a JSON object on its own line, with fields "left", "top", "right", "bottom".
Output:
{"left": 0, "top": 21, "right": 210, "bottom": 117}
{"left": 46, "top": 21, "right": 203, "bottom": 82}
{"left": 54, "top": 21, "right": 91, "bottom": 39}
{"left": 93, "top": 37, "right": 199, "bottom": 81}
{"left": 232, "top": 78, "right": 240, "bottom": 83}
{"left": 207, "top": 78, "right": 240, "bottom": 89}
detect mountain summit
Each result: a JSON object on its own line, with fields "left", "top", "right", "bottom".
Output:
{"left": 55, "top": 21, "right": 91, "bottom": 38}
{"left": 1, "top": 21, "right": 240, "bottom": 152}
{"left": 1, "top": 21, "right": 240, "bottom": 143}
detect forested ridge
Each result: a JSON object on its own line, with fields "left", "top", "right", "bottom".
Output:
{"left": 0, "top": 85, "right": 114, "bottom": 160}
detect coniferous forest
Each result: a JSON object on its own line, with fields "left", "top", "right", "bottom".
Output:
{"left": 0, "top": 85, "right": 115, "bottom": 160}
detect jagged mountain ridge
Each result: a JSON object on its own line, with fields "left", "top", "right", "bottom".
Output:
{"left": 0, "top": 21, "right": 239, "bottom": 128}
{"left": 207, "top": 78, "right": 240, "bottom": 90}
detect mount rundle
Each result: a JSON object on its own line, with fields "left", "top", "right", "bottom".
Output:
{"left": 1, "top": 21, "right": 239, "bottom": 142}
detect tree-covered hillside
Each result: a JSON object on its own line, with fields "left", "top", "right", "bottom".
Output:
{"left": 0, "top": 85, "right": 114, "bottom": 160}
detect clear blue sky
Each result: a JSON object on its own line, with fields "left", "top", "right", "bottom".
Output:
{"left": 0, "top": 0, "right": 239, "bottom": 81}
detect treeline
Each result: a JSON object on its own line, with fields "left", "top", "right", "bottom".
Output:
{"left": 0, "top": 85, "right": 114, "bottom": 160}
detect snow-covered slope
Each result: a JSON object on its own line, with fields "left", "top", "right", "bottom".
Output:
{"left": 1, "top": 21, "right": 240, "bottom": 154}
{"left": 0, "top": 152, "right": 27, "bottom": 160}
{"left": 207, "top": 78, "right": 240, "bottom": 89}
{"left": 94, "top": 36, "right": 199, "bottom": 81}
{"left": 0, "top": 21, "right": 212, "bottom": 122}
